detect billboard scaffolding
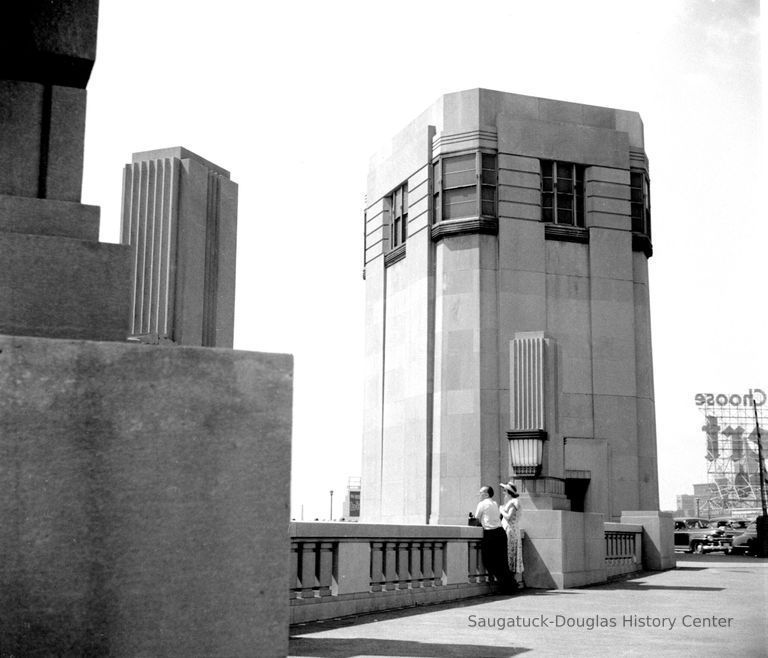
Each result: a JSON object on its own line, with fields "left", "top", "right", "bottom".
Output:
{"left": 697, "top": 397, "right": 768, "bottom": 515}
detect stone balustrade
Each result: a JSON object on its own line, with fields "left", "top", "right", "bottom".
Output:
{"left": 289, "top": 522, "right": 494, "bottom": 624}
{"left": 289, "top": 521, "right": 645, "bottom": 623}
{"left": 604, "top": 522, "right": 643, "bottom": 579}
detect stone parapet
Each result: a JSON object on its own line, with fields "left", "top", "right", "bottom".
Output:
{"left": 0, "top": 335, "right": 293, "bottom": 656}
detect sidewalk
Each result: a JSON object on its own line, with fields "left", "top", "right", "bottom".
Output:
{"left": 289, "top": 554, "right": 768, "bottom": 657}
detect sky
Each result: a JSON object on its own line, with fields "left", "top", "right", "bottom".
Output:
{"left": 82, "top": 0, "right": 765, "bottom": 520}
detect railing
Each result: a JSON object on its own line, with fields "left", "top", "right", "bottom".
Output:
{"left": 289, "top": 523, "right": 494, "bottom": 623}
{"left": 604, "top": 523, "right": 643, "bottom": 579}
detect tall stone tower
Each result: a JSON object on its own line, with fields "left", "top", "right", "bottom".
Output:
{"left": 362, "top": 89, "right": 657, "bottom": 524}
{"left": 121, "top": 147, "right": 238, "bottom": 347}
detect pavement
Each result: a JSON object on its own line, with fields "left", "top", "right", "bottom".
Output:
{"left": 288, "top": 553, "right": 768, "bottom": 657}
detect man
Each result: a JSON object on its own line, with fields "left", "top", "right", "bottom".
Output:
{"left": 475, "top": 486, "right": 512, "bottom": 591}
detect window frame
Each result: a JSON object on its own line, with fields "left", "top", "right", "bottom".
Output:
{"left": 630, "top": 170, "right": 651, "bottom": 237}
{"left": 540, "top": 160, "right": 585, "bottom": 228}
{"left": 389, "top": 182, "right": 408, "bottom": 249}
{"left": 432, "top": 150, "right": 497, "bottom": 223}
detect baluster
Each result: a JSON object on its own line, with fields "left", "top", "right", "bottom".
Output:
{"left": 290, "top": 542, "right": 300, "bottom": 600}
{"left": 432, "top": 542, "right": 444, "bottom": 586}
{"left": 468, "top": 540, "right": 478, "bottom": 583}
{"left": 383, "top": 541, "right": 397, "bottom": 591}
{"left": 421, "top": 542, "right": 434, "bottom": 588}
{"left": 299, "top": 542, "right": 317, "bottom": 598}
{"left": 397, "top": 542, "right": 410, "bottom": 589}
{"left": 370, "top": 541, "right": 384, "bottom": 592}
{"left": 317, "top": 541, "right": 334, "bottom": 597}
{"left": 410, "top": 541, "right": 423, "bottom": 588}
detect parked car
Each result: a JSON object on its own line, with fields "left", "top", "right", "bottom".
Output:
{"left": 728, "top": 522, "right": 758, "bottom": 555}
{"left": 712, "top": 518, "right": 751, "bottom": 540}
{"left": 674, "top": 517, "right": 732, "bottom": 553}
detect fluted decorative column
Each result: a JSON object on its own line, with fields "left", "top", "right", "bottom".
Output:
{"left": 508, "top": 331, "right": 569, "bottom": 510}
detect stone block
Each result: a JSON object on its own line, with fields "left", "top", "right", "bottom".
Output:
{"left": 0, "top": 335, "right": 293, "bottom": 656}
{"left": 498, "top": 184, "right": 540, "bottom": 206}
{"left": 498, "top": 115, "right": 629, "bottom": 169}
{"left": 589, "top": 229, "right": 633, "bottom": 281}
{"left": 586, "top": 195, "right": 629, "bottom": 216}
{"left": 587, "top": 212, "right": 631, "bottom": 231}
{"left": 0, "top": 0, "right": 99, "bottom": 88}
{"left": 586, "top": 167, "right": 630, "bottom": 186}
{"left": 0, "top": 194, "right": 99, "bottom": 240}
{"left": 0, "top": 232, "right": 131, "bottom": 341}
{"left": 498, "top": 153, "right": 540, "bottom": 173}
{"left": 46, "top": 85, "right": 86, "bottom": 201}
{"left": 335, "top": 542, "right": 372, "bottom": 595}
{"left": 444, "top": 542, "right": 469, "bottom": 585}
{"left": 545, "top": 241, "right": 589, "bottom": 277}
{"left": 620, "top": 511, "right": 676, "bottom": 571}
{"left": 0, "top": 80, "right": 43, "bottom": 198}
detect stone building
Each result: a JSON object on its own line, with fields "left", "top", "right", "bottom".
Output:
{"left": 121, "top": 147, "right": 238, "bottom": 347}
{"left": 362, "top": 88, "right": 657, "bottom": 525}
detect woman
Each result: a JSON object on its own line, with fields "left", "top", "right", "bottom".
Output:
{"left": 499, "top": 480, "right": 523, "bottom": 584}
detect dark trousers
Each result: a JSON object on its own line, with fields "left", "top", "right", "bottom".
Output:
{"left": 481, "top": 527, "right": 511, "bottom": 585}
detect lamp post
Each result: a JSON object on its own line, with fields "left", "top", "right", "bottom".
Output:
{"left": 329, "top": 490, "right": 334, "bottom": 521}
{"left": 751, "top": 401, "right": 768, "bottom": 557}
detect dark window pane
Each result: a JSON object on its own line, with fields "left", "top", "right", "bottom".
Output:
{"left": 393, "top": 218, "right": 401, "bottom": 246}
{"left": 481, "top": 186, "right": 495, "bottom": 201}
{"left": 542, "top": 176, "right": 553, "bottom": 192}
{"left": 557, "top": 162, "right": 572, "bottom": 179}
{"left": 630, "top": 171, "right": 643, "bottom": 188}
{"left": 482, "top": 168, "right": 496, "bottom": 185}
{"left": 632, "top": 216, "right": 643, "bottom": 233}
{"left": 631, "top": 187, "right": 643, "bottom": 203}
{"left": 542, "top": 192, "right": 553, "bottom": 209}
{"left": 482, "top": 154, "right": 496, "bottom": 170}
{"left": 576, "top": 195, "right": 584, "bottom": 227}
{"left": 557, "top": 208, "right": 573, "bottom": 225}
{"left": 576, "top": 166, "right": 584, "bottom": 184}
{"left": 481, "top": 200, "right": 495, "bottom": 216}
{"left": 542, "top": 206, "right": 553, "bottom": 222}
{"left": 631, "top": 204, "right": 642, "bottom": 219}
{"left": 556, "top": 177, "right": 572, "bottom": 193}
{"left": 557, "top": 193, "right": 573, "bottom": 210}
{"left": 541, "top": 160, "right": 552, "bottom": 178}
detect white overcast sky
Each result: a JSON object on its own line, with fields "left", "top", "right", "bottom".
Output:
{"left": 82, "top": 0, "right": 765, "bottom": 520}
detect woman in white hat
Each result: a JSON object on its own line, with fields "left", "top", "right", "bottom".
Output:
{"left": 499, "top": 480, "right": 523, "bottom": 586}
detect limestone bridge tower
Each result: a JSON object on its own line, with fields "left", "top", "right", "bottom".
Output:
{"left": 361, "top": 89, "right": 657, "bottom": 525}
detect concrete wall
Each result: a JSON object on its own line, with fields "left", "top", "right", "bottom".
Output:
{"left": 0, "top": 335, "right": 293, "bottom": 656}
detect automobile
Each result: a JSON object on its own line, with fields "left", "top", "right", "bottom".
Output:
{"left": 673, "top": 517, "right": 732, "bottom": 553}
{"left": 728, "top": 522, "right": 758, "bottom": 555}
{"left": 712, "top": 518, "right": 751, "bottom": 540}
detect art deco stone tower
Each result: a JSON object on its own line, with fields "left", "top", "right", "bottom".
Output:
{"left": 362, "top": 89, "right": 657, "bottom": 524}
{"left": 121, "top": 148, "right": 238, "bottom": 347}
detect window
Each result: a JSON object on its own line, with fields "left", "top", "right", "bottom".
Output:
{"left": 541, "top": 160, "right": 584, "bottom": 227}
{"left": 433, "top": 152, "right": 497, "bottom": 222}
{"left": 390, "top": 183, "right": 408, "bottom": 248}
{"left": 630, "top": 170, "right": 651, "bottom": 236}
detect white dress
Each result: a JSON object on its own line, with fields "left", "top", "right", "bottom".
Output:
{"left": 501, "top": 498, "right": 523, "bottom": 574}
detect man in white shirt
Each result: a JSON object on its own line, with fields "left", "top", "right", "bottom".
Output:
{"left": 474, "top": 485, "right": 512, "bottom": 591}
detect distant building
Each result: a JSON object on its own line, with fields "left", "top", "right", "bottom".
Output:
{"left": 121, "top": 147, "right": 238, "bottom": 347}
{"left": 342, "top": 477, "right": 361, "bottom": 521}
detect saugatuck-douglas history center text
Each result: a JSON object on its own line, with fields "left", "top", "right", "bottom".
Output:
{"left": 466, "top": 614, "right": 735, "bottom": 631}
